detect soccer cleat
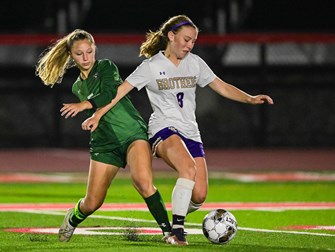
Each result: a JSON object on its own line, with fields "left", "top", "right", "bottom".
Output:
{"left": 58, "top": 208, "right": 76, "bottom": 242}
{"left": 162, "top": 231, "right": 171, "bottom": 242}
{"left": 165, "top": 228, "right": 188, "bottom": 245}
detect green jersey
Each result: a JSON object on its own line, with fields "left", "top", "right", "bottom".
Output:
{"left": 72, "top": 59, "right": 148, "bottom": 154}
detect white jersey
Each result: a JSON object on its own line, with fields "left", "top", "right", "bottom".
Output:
{"left": 126, "top": 51, "right": 216, "bottom": 143}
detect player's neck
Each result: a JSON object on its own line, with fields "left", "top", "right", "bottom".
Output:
{"left": 163, "top": 50, "right": 180, "bottom": 66}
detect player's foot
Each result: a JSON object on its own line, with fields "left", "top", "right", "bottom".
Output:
{"left": 165, "top": 228, "right": 188, "bottom": 245}
{"left": 162, "top": 231, "right": 171, "bottom": 242}
{"left": 58, "top": 208, "right": 76, "bottom": 242}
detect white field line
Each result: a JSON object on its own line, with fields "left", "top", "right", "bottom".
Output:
{"left": 216, "top": 171, "right": 335, "bottom": 182}
{"left": 6, "top": 226, "right": 201, "bottom": 236}
{"left": 7, "top": 209, "right": 335, "bottom": 238}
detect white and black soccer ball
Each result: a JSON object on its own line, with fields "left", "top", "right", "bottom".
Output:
{"left": 202, "top": 209, "right": 238, "bottom": 244}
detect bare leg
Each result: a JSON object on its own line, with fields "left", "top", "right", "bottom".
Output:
{"left": 156, "top": 135, "right": 196, "bottom": 244}
{"left": 127, "top": 140, "right": 155, "bottom": 197}
{"left": 127, "top": 139, "right": 171, "bottom": 235}
{"left": 58, "top": 159, "right": 119, "bottom": 242}
{"left": 80, "top": 159, "right": 119, "bottom": 215}
{"left": 188, "top": 157, "right": 208, "bottom": 213}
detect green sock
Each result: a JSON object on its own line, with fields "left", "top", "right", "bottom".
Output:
{"left": 70, "top": 199, "right": 87, "bottom": 227}
{"left": 144, "top": 190, "right": 171, "bottom": 234}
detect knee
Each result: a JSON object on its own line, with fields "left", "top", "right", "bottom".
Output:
{"left": 192, "top": 194, "right": 207, "bottom": 204}
{"left": 192, "top": 187, "right": 207, "bottom": 204}
{"left": 132, "top": 176, "right": 155, "bottom": 198}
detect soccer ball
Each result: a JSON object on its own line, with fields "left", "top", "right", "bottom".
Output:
{"left": 202, "top": 209, "right": 238, "bottom": 244}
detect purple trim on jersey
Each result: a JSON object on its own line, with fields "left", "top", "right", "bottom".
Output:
{"left": 149, "top": 127, "right": 205, "bottom": 158}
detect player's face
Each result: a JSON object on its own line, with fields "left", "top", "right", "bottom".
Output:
{"left": 170, "top": 26, "right": 197, "bottom": 59}
{"left": 70, "top": 39, "right": 96, "bottom": 73}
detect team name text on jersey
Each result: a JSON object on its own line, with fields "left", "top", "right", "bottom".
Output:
{"left": 156, "top": 76, "right": 196, "bottom": 90}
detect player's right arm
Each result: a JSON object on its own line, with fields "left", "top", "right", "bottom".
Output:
{"left": 82, "top": 81, "right": 134, "bottom": 132}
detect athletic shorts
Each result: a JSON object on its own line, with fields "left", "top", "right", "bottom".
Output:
{"left": 90, "top": 133, "right": 147, "bottom": 168}
{"left": 149, "top": 126, "right": 205, "bottom": 158}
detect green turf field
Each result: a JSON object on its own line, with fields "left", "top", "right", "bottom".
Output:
{"left": 0, "top": 172, "right": 334, "bottom": 251}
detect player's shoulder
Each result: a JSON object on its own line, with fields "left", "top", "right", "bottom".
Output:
{"left": 147, "top": 51, "right": 165, "bottom": 62}
{"left": 96, "top": 59, "right": 115, "bottom": 66}
{"left": 136, "top": 54, "right": 159, "bottom": 70}
{"left": 186, "top": 53, "right": 209, "bottom": 68}
{"left": 72, "top": 76, "right": 82, "bottom": 92}
{"left": 186, "top": 52, "right": 203, "bottom": 61}
{"left": 96, "top": 59, "right": 118, "bottom": 70}
{"left": 72, "top": 76, "right": 81, "bottom": 85}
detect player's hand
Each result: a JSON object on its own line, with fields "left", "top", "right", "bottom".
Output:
{"left": 250, "top": 95, "right": 274, "bottom": 105}
{"left": 82, "top": 116, "right": 99, "bottom": 132}
{"left": 60, "top": 101, "right": 91, "bottom": 118}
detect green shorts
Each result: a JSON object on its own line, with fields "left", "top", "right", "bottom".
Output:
{"left": 90, "top": 134, "right": 147, "bottom": 168}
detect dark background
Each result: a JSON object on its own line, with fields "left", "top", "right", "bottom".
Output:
{"left": 1, "top": 0, "right": 335, "bottom": 33}
{"left": 1, "top": 0, "right": 335, "bottom": 149}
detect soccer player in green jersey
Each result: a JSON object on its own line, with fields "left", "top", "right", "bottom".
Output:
{"left": 35, "top": 29, "right": 171, "bottom": 242}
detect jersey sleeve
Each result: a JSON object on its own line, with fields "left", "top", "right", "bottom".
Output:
{"left": 89, "top": 60, "right": 122, "bottom": 108}
{"left": 125, "top": 60, "right": 151, "bottom": 90}
{"left": 196, "top": 55, "right": 217, "bottom": 87}
{"left": 71, "top": 77, "right": 81, "bottom": 99}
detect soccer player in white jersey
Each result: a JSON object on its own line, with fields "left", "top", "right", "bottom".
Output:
{"left": 82, "top": 15, "right": 274, "bottom": 245}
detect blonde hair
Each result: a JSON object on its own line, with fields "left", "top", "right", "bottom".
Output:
{"left": 140, "top": 15, "right": 198, "bottom": 58}
{"left": 35, "top": 29, "right": 95, "bottom": 86}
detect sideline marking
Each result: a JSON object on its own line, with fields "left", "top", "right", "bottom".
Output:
{"left": 1, "top": 202, "right": 335, "bottom": 212}
{"left": 0, "top": 173, "right": 85, "bottom": 183}
{"left": 1, "top": 171, "right": 335, "bottom": 183}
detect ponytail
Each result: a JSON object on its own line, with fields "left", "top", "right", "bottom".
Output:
{"left": 139, "top": 15, "right": 197, "bottom": 58}
{"left": 36, "top": 29, "right": 95, "bottom": 86}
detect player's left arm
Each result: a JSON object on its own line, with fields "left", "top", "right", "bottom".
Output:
{"left": 81, "top": 80, "right": 135, "bottom": 132}
{"left": 208, "top": 77, "right": 274, "bottom": 105}
{"left": 60, "top": 61, "right": 120, "bottom": 119}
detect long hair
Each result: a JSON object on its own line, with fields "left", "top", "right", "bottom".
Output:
{"left": 35, "top": 29, "right": 95, "bottom": 86}
{"left": 139, "top": 15, "right": 198, "bottom": 58}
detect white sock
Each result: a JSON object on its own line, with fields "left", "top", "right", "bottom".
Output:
{"left": 172, "top": 178, "right": 195, "bottom": 217}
